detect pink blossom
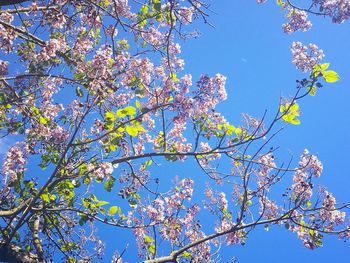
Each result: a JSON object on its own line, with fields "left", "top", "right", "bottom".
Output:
{"left": 50, "top": 125, "right": 69, "bottom": 144}
{"left": 112, "top": 0, "right": 132, "bottom": 18}
{"left": 291, "top": 149, "right": 323, "bottom": 200}
{"left": 36, "top": 38, "right": 68, "bottom": 62}
{"left": 65, "top": 100, "right": 84, "bottom": 120}
{"left": 319, "top": 191, "right": 346, "bottom": 226}
{"left": 95, "top": 162, "right": 114, "bottom": 180}
{"left": 283, "top": 8, "right": 312, "bottom": 34}
{"left": 259, "top": 196, "right": 279, "bottom": 219}
{"left": 43, "top": 10, "right": 66, "bottom": 29}
{"left": 257, "top": 153, "right": 276, "bottom": 177}
{"left": 1, "top": 143, "right": 27, "bottom": 182}
{"left": 178, "top": 7, "right": 194, "bottom": 25}
{"left": 314, "top": 0, "right": 350, "bottom": 23}
{"left": 291, "top": 42, "right": 324, "bottom": 72}
{"left": 0, "top": 12, "right": 16, "bottom": 52}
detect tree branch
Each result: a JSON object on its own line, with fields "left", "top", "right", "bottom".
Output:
{"left": 0, "top": 241, "right": 45, "bottom": 263}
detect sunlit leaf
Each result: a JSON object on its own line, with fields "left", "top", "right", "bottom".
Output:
{"left": 322, "top": 70, "right": 340, "bottom": 83}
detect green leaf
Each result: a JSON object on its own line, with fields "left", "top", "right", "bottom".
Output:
{"left": 280, "top": 102, "right": 301, "bottom": 125}
{"left": 153, "top": 0, "right": 161, "bottom": 12}
{"left": 116, "top": 106, "right": 136, "bottom": 118}
{"left": 108, "top": 206, "right": 119, "bottom": 216}
{"left": 125, "top": 106, "right": 136, "bottom": 115}
{"left": 182, "top": 251, "right": 191, "bottom": 259}
{"left": 282, "top": 115, "right": 300, "bottom": 125}
{"left": 79, "top": 215, "right": 88, "bottom": 226}
{"left": 31, "top": 106, "right": 40, "bottom": 116}
{"left": 125, "top": 126, "right": 138, "bottom": 137}
{"left": 41, "top": 193, "right": 49, "bottom": 203}
{"left": 319, "top": 63, "right": 330, "bottom": 71}
{"left": 169, "top": 73, "right": 178, "bottom": 82}
{"left": 306, "top": 200, "right": 312, "bottom": 208}
{"left": 140, "top": 4, "right": 148, "bottom": 15}
{"left": 105, "top": 111, "right": 115, "bottom": 122}
{"left": 96, "top": 200, "right": 109, "bottom": 207}
{"left": 322, "top": 70, "right": 340, "bottom": 83}
{"left": 145, "top": 159, "right": 152, "bottom": 166}
{"left": 307, "top": 86, "right": 317, "bottom": 96}
{"left": 104, "top": 176, "right": 116, "bottom": 192}
{"left": 289, "top": 103, "right": 299, "bottom": 114}
{"left": 39, "top": 116, "right": 47, "bottom": 124}
{"left": 128, "top": 199, "right": 137, "bottom": 208}
{"left": 136, "top": 100, "right": 141, "bottom": 109}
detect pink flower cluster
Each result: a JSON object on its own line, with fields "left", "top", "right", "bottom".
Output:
{"left": 257, "top": 153, "right": 276, "bottom": 187}
{"left": 313, "top": 0, "right": 350, "bottom": 23}
{"left": 65, "top": 100, "right": 84, "bottom": 120}
{"left": 259, "top": 196, "right": 279, "bottom": 219}
{"left": 319, "top": 191, "right": 346, "bottom": 227}
{"left": 50, "top": 125, "right": 70, "bottom": 144}
{"left": 112, "top": 0, "right": 132, "bottom": 18}
{"left": 133, "top": 178, "right": 196, "bottom": 252}
{"left": 291, "top": 42, "right": 324, "bottom": 72}
{"left": 0, "top": 12, "right": 16, "bottom": 52}
{"left": 2, "top": 143, "right": 27, "bottom": 182}
{"left": 292, "top": 149, "right": 323, "bottom": 200}
{"left": 195, "top": 74, "right": 227, "bottom": 115}
{"left": 26, "top": 123, "right": 68, "bottom": 146}
{"left": 43, "top": 10, "right": 66, "bottom": 29}
{"left": 36, "top": 38, "right": 69, "bottom": 62}
{"left": 72, "top": 28, "right": 94, "bottom": 57}
{"left": 178, "top": 7, "right": 195, "bottom": 25}
{"left": 283, "top": 8, "right": 312, "bottom": 34}
{"left": 94, "top": 162, "right": 114, "bottom": 180}
{"left": 84, "top": 45, "right": 114, "bottom": 94}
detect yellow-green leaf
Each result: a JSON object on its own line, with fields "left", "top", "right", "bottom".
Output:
{"left": 319, "top": 63, "right": 330, "bottom": 71}
{"left": 322, "top": 70, "right": 340, "bottom": 83}
{"left": 105, "top": 111, "right": 115, "bottom": 122}
{"left": 125, "top": 126, "right": 138, "bottom": 136}
{"left": 282, "top": 114, "right": 300, "bottom": 125}
{"left": 108, "top": 206, "right": 119, "bottom": 216}
{"left": 39, "top": 116, "right": 47, "bottom": 124}
{"left": 117, "top": 106, "right": 136, "bottom": 118}
{"left": 307, "top": 86, "right": 317, "bottom": 96}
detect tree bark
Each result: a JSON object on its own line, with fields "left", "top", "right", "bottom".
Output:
{"left": 0, "top": 0, "right": 31, "bottom": 7}
{"left": 0, "top": 242, "right": 45, "bottom": 263}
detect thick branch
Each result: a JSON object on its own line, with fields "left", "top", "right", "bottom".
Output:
{"left": 30, "top": 215, "right": 43, "bottom": 260}
{"left": 0, "top": 5, "right": 59, "bottom": 13}
{"left": 0, "top": 199, "right": 31, "bottom": 217}
{"left": 0, "top": 241, "right": 45, "bottom": 263}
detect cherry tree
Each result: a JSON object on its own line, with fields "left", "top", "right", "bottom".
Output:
{"left": 0, "top": 0, "right": 349, "bottom": 262}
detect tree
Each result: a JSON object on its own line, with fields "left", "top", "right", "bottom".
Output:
{"left": 0, "top": 0, "right": 349, "bottom": 262}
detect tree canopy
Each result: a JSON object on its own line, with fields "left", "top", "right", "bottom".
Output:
{"left": 0, "top": 0, "right": 349, "bottom": 262}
